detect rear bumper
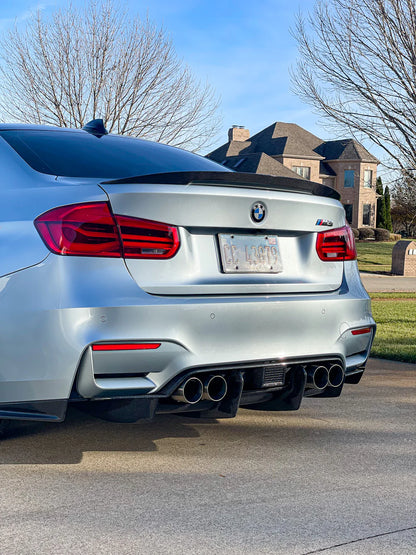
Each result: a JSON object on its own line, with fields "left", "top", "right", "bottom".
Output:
{"left": 74, "top": 315, "right": 375, "bottom": 400}
{"left": 0, "top": 257, "right": 374, "bottom": 417}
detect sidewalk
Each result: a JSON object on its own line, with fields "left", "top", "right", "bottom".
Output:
{"left": 360, "top": 272, "right": 416, "bottom": 292}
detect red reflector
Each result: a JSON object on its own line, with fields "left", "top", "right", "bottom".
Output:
{"left": 316, "top": 225, "right": 357, "bottom": 261}
{"left": 35, "top": 202, "right": 180, "bottom": 259}
{"left": 92, "top": 343, "right": 161, "bottom": 351}
{"left": 351, "top": 328, "right": 372, "bottom": 336}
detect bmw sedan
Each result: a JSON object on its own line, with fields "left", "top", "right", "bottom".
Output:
{"left": 0, "top": 120, "right": 375, "bottom": 428}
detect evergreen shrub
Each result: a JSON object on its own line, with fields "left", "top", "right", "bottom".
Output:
{"left": 374, "top": 228, "right": 390, "bottom": 241}
{"left": 358, "top": 227, "right": 375, "bottom": 240}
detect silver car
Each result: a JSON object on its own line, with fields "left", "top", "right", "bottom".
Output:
{"left": 0, "top": 120, "right": 375, "bottom": 429}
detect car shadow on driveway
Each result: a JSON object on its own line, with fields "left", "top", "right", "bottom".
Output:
{"left": 0, "top": 407, "right": 204, "bottom": 465}
{"left": 0, "top": 392, "right": 414, "bottom": 466}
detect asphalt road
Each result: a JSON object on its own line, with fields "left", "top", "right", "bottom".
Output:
{"left": 0, "top": 358, "right": 414, "bottom": 554}
{"left": 360, "top": 273, "right": 416, "bottom": 292}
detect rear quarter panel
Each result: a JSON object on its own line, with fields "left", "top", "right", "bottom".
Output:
{"left": 0, "top": 139, "right": 108, "bottom": 276}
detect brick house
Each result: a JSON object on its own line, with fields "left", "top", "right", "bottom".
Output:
{"left": 206, "top": 122, "right": 378, "bottom": 228}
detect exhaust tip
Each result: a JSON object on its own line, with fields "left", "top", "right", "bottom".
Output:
{"left": 172, "top": 377, "right": 203, "bottom": 404}
{"left": 202, "top": 375, "right": 228, "bottom": 402}
{"left": 307, "top": 365, "right": 329, "bottom": 390}
{"left": 328, "top": 364, "right": 344, "bottom": 388}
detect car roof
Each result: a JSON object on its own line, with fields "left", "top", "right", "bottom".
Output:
{"left": 0, "top": 123, "right": 86, "bottom": 132}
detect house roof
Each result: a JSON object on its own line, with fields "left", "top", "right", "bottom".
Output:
{"left": 208, "top": 122, "right": 379, "bottom": 165}
{"left": 207, "top": 122, "right": 325, "bottom": 162}
{"left": 320, "top": 161, "right": 336, "bottom": 177}
{"left": 317, "top": 139, "right": 379, "bottom": 163}
{"left": 248, "top": 122, "right": 324, "bottom": 159}
{"left": 219, "top": 153, "right": 307, "bottom": 180}
{"left": 207, "top": 138, "right": 252, "bottom": 160}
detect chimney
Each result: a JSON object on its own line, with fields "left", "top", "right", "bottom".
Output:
{"left": 228, "top": 125, "right": 250, "bottom": 142}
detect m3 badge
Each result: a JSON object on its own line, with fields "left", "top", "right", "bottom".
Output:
{"left": 316, "top": 219, "right": 333, "bottom": 227}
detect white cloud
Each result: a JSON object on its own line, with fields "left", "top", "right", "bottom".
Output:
{"left": 0, "top": 1, "right": 55, "bottom": 29}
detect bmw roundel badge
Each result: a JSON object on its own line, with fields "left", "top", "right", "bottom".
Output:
{"left": 251, "top": 202, "right": 266, "bottom": 223}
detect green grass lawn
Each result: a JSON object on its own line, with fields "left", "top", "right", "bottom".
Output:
{"left": 356, "top": 241, "right": 395, "bottom": 273}
{"left": 355, "top": 242, "right": 416, "bottom": 362}
{"left": 370, "top": 292, "right": 416, "bottom": 363}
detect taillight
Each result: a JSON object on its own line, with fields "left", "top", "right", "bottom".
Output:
{"left": 116, "top": 215, "right": 179, "bottom": 259}
{"left": 34, "top": 203, "right": 122, "bottom": 257}
{"left": 316, "top": 225, "right": 357, "bottom": 261}
{"left": 35, "top": 202, "right": 180, "bottom": 259}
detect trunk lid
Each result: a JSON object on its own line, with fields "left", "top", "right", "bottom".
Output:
{"left": 100, "top": 172, "right": 345, "bottom": 295}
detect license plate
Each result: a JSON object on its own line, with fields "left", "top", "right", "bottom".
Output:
{"left": 218, "top": 234, "right": 283, "bottom": 274}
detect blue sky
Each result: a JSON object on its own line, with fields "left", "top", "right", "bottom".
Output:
{"left": 0, "top": 0, "right": 328, "bottom": 152}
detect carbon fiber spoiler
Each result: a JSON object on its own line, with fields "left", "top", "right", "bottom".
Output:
{"left": 102, "top": 171, "right": 340, "bottom": 200}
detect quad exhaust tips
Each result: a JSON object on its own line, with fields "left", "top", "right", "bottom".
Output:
{"left": 172, "top": 364, "right": 343, "bottom": 403}
{"left": 172, "top": 375, "right": 228, "bottom": 404}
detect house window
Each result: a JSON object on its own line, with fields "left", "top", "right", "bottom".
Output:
{"left": 292, "top": 166, "right": 311, "bottom": 180}
{"left": 363, "top": 169, "right": 373, "bottom": 188}
{"left": 344, "top": 170, "right": 355, "bottom": 188}
{"left": 362, "top": 203, "right": 372, "bottom": 226}
{"left": 344, "top": 204, "right": 353, "bottom": 224}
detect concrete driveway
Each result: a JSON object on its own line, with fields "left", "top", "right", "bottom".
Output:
{"left": 0, "top": 358, "right": 414, "bottom": 554}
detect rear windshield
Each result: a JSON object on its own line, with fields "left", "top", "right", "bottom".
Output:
{"left": 0, "top": 130, "right": 226, "bottom": 178}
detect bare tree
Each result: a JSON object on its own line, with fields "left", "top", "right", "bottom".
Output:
{"left": 0, "top": 1, "right": 221, "bottom": 151}
{"left": 292, "top": 0, "right": 416, "bottom": 174}
{"left": 391, "top": 177, "right": 416, "bottom": 235}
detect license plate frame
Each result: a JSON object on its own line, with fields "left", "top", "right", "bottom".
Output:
{"left": 218, "top": 234, "right": 283, "bottom": 274}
